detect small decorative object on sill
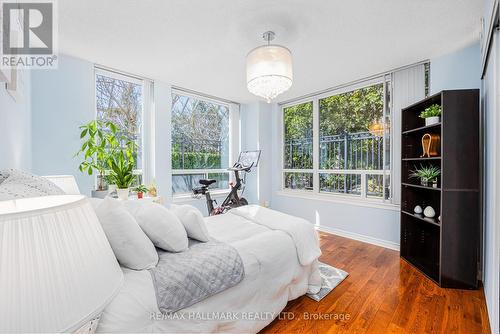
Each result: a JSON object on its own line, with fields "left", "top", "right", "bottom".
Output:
{"left": 421, "top": 133, "right": 440, "bottom": 157}
{"left": 414, "top": 205, "right": 423, "bottom": 214}
{"left": 424, "top": 206, "right": 436, "bottom": 218}
{"left": 148, "top": 181, "right": 158, "bottom": 197}
{"left": 419, "top": 104, "right": 441, "bottom": 126}
{"left": 134, "top": 185, "right": 148, "bottom": 200}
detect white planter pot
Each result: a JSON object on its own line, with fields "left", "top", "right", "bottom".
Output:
{"left": 116, "top": 188, "right": 129, "bottom": 200}
{"left": 425, "top": 116, "right": 440, "bottom": 126}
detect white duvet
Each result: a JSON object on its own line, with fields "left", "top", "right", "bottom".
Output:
{"left": 97, "top": 206, "right": 321, "bottom": 333}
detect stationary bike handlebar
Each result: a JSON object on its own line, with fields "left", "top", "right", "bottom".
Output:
{"left": 227, "top": 162, "right": 254, "bottom": 172}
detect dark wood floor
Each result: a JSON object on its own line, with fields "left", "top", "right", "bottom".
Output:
{"left": 261, "top": 232, "right": 491, "bottom": 334}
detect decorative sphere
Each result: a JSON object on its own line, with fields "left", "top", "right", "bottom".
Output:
{"left": 424, "top": 206, "right": 436, "bottom": 218}
{"left": 414, "top": 205, "right": 423, "bottom": 214}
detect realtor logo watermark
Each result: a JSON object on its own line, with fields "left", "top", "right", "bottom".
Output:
{"left": 1, "top": 0, "right": 57, "bottom": 68}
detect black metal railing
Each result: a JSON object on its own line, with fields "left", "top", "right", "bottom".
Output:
{"left": 284, "top": 131, "right": 384, "bottom": 170}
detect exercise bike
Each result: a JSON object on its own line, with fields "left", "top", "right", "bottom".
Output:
{"left": 192, "top": 150, "right": 261, "bottom": 216}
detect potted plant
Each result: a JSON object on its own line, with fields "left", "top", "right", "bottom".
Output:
{"left": 410, "top": 165, "right": 441, "bottom": 187}
{"left": 134, "top": 184, "right": 148, "bottom": 199}
{"left": 107, "top": 141, "right": 137, "bottom": 200}
{"left": 419, "top": 104, "right": 442, "bottom": 126}
{"left": 75, "top": 120, "right": 120, "bottom": 198}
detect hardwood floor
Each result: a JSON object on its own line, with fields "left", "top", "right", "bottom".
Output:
{"left": 261, "top": 232, "right": 491, "bottom": 334}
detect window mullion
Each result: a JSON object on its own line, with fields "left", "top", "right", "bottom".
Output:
{"left": 312, "top": 98, "right": 320, "bottom": 193}
{"left": 361, "top": 173, "right": 367, "bottom": 198}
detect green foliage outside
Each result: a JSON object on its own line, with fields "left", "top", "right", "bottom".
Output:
{"left": 284, "top": 102, "right": 313, "bottom": 169}
{"left": 284, "top": 84, "right": 385, "bottom": 171}
{"left": 171, "top": 93, "right": 228, "bottom": 170}
{"left": 171, "top": 151, "right": 222, "bottom": 170}
{"left": 284, "top": 101, "right": 313, "bottom": 140}
{"left": 319, "top": 84, "right": 384, "bottom": 135}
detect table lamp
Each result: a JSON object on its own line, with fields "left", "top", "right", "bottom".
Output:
{"left": 0, "top": 195, "right": 123, "bottom": 333}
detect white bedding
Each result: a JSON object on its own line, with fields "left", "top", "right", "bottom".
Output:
{"left": 97, "top": 209, "right": 321, "bottom": 333}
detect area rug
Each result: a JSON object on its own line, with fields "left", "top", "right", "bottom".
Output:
{"left": 306, "top": 261, "right": 349, "bottom": 301}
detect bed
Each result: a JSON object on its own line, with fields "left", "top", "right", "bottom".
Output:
{"left": 97, "top": 206, "right": 321, "bottom": 333}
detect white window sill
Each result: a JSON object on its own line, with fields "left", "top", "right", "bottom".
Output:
{"left": 275, "top": 190, "right": 400, "bottom": 211}
{"left": 173, "top": 190, "right": 230, "bottom": 203}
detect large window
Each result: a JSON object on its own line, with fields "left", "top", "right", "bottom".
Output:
{"left": 171, "top": 92, "right": 231, "bottom": 195}
{"left": 282, "top": 78, "right": 392, "bottom": 202}
{"left": 95, "top": 69, "right": 145, "bottom": 185}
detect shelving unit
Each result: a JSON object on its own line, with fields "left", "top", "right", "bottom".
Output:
{"left": 400, "top": 89, "right": 480, "bottom": 289}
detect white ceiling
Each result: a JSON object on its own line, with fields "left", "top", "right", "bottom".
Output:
{"left": 59, "top": 0, "right": 482, "bottom": 104}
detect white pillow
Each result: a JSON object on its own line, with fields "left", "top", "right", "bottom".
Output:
{"left": 0, "top": 169, "right": 64, "bottom": 200}
{"left": 123, "top": 201, "right": 188, "bottom": 252}
{"left": 94, "top": 197, "right": 158, "bottom": 270}
{"left": 170, "top": 204, "right": 210, "bottom": 242}
{"left": 0, "top": 170, "right": 9, "bottom": 184}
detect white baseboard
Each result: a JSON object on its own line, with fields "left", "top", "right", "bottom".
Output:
{"left": 316, "top": 225, "right": 400, "bottom": 251}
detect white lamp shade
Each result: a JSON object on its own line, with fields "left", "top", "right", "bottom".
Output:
{"left": 0, "top": 195, "right": 123, "bottom": 333}
{"left": 246, "top": 45, "right": 293, "bottom": 102}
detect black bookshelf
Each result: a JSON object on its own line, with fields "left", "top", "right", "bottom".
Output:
{"left": 400, "top": 89, "right": 480, "bottom": 289}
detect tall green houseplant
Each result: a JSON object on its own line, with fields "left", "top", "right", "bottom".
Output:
{"left": 75, "top": 120, "right": 120, "bottom": 191}
{"left": 107, "top": 140, "right": 137, "bottom": 190}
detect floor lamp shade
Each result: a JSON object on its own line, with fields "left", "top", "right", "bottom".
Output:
{"left": 0, "top": 195, "right": 123, "bottom": 333}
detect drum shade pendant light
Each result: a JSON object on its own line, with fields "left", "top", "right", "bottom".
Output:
{"left": 246, "top": 31, "right": 293, "bottom": 102}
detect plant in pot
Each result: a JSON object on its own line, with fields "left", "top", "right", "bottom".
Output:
{"left": 419, "top": 104, "right": 442, "bottom": 126}
{"left": 107, "top": 140, "right": 137, "bottom": 200}
{"left": 75, "top": 120, "right": 120, "bottom": 198}
{"left": 410, "top": 165, "right": 441, "bottom": 188}
{"left": 134, "top": 185, "right": 148, "bottom": 199}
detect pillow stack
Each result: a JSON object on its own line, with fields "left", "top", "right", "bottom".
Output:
{"left": 91, "top": 198, "right": 211, "bottom": 270}
{"left": 0, "top": 169, "right": 213, "bottom": 271}
{"left": 0, "top": 169, "right": 65, "bottom": 200}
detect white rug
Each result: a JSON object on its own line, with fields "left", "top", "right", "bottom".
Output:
{"left": 306, "top": 261, "right": 349, "bottom": 301}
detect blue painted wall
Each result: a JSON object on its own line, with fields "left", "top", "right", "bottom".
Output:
{"left": 31, "top": 54, "right": 95, "bottom": 195}
{"left": 0, "top": 70, "right": 32, "bottom": 170}
{"left": 430, "top": 43, "right": 481, "bottom": 94}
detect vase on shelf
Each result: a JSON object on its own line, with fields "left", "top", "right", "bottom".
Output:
{"left": 425, "top": 116, "right": 440, "bottom": 126}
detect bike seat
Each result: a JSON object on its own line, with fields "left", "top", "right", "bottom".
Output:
{"left": 199, "top": 179, "right": 216, "bottom": 186}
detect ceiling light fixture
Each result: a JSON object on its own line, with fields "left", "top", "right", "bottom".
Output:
{"left": 246, "top": 31, "right": 293, "bottom": 103}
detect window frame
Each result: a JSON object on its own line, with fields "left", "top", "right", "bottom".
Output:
{"left": 93, "top": 67, "right": 154, "bottom": 188}
{"left": 171, "top": 89, "right": 239, "bottom": 197}
{"left": 280, "top": 75, "right": 393, "bottom": 203}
